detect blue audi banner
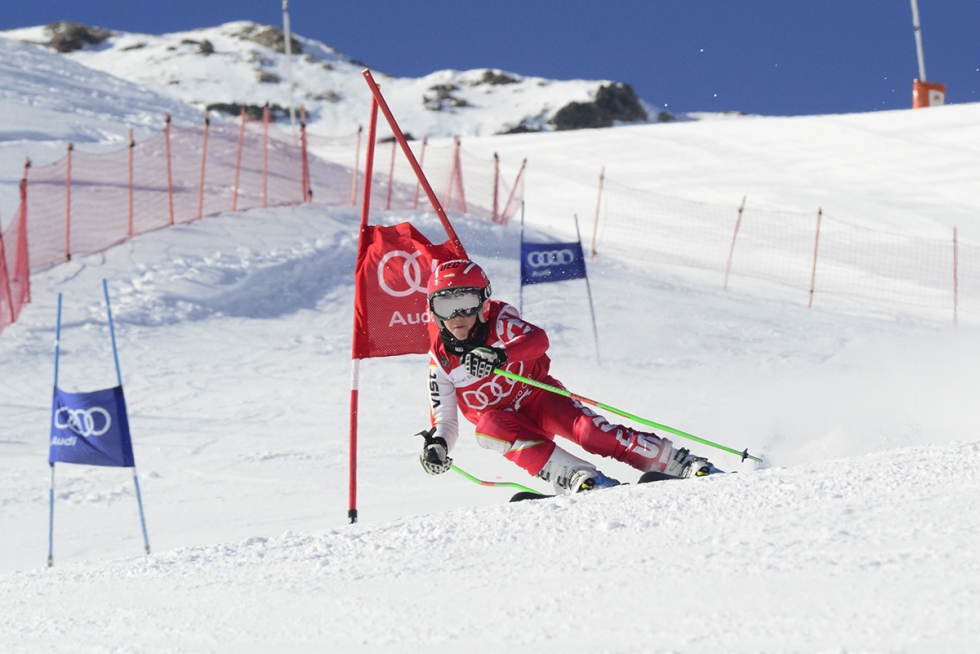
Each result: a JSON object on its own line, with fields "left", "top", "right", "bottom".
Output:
{"left": 49, "top": 386, "right": 135, "bottom": 467}
{"left": 520, "top": 241, "right": 588, "bottom": 286}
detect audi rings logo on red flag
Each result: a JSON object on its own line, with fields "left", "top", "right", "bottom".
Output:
{"left": 377, "top": 250, "right": 434, "bottom": 297}
{"left": 49, "top": 386, "right": 136, "bottom": 468}
{"left": 353, "top": 222, "right": 467, "bottom": 359}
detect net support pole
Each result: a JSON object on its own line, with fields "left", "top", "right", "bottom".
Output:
{"left": 454, "top": 137, "right": 467, "bottom": 214}
{"left": 723, "top": 196, "right": 747, "bottom": 290}
{"left": 575, "top": 213, "right": 601, "bottom": 365}
{"left": 0, "top": 224, "right": 13, "bottom": 325}
{"left": 808, "top": 208, "right": 823, "bottom": 309}
{"left": 18, "top": 160, "right": 31, "bottom": 306}
{"left": 351, "top": 124, "right": 362, "bottom": 206}
{"left": 953, "top": 226, "right": 959, "bottom": 326}
{"left": 165, "top": 114, "right": 174, "bottom": 226}
{"left": 445, "top": 136, "right": 459, "bottom": 210}
{"left": 590, "top": 167, "right": 604, "bottom": 259}
{"left": 413, "top": 136, "right": 427, "bottom": 210}
{"left": 127, "top": 130, "right": 135, "bottom": 237}
{"left": 65, "top": 143, "right": 72, "bottom": 262}
{"left": 231, "top": 107, "right": 246, "bottom": 212}
{"left": 197, "top": 112, "right": 210, "bottom": 221}
{"left": 348, "top": 94, "right": 379, "bottom": 525}
{"left": 499, "top": 158, "right": 526, "bottom": 228}
{"left": 519, "top": 203, "right": 525, "bottom": 315}
{"left": 301, "top": 106, "right": 310, "bottom": 202}
{"left": 493, "top": 153, "right": 500, "bottom": 223}
{"left": 385, "top": 140, "right": 396, "bottom": 210}
{"left": 262, "top": 104, "right": 269, "bottom": 208}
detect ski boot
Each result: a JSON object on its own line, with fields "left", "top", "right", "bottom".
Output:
{"left": 537, "top": 446, "right": 620, "bottom": 495}
{"left": 663, "top": 447, "right": 713, "bottom": 478}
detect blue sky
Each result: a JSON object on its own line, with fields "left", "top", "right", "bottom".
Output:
{"left": 2, "top": 1, "right": 978, "bottom": 116}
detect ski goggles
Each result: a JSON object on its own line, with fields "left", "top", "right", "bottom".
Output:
{"left": 429, "top": 289, "right": 482, "bottom": 321}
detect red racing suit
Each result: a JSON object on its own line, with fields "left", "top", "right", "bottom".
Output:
{"left": 427, "top": 300, "right": 676, "bottom": 476}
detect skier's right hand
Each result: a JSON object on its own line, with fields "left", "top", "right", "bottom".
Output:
{"left": 419, "top": 431, "right": 453, "bottom": 475}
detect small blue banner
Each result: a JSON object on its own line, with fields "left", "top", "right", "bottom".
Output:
{"left": 49, "top": 386, "right": 135, "bottom": 467}
{"left": 520, "top": 241, "right": 588, "bottom": 286}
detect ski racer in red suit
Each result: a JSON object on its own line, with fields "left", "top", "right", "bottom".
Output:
{"left": 420, "top": 259, "right": 714, "bottom": 494}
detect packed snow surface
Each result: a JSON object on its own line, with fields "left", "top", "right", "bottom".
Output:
{"left": 2, "top": 27, "right": 980, "bottom": 653}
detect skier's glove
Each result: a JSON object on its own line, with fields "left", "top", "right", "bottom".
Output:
{"left": 462, "top": 346, "right": 507, "bottom": 379}
{"left": 417, "top": 428, "right": 452, "bottom": 475}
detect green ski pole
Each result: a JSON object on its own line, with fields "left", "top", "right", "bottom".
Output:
{"left": 492, "top": 368, "right": 762, "bottom": 464}
{"left": 416, "top": 428, "right": 544, "bottom": 495}
{"left": 450, "top": 464, "right": 543, "bottom": 495}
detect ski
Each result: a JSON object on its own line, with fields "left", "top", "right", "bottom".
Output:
{"left": 509, "top": 467, "right": 707, "bottom": 502}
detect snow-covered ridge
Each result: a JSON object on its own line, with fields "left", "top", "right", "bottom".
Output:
{"left": 1, "top": 21, "right": 661, "bottom": 138}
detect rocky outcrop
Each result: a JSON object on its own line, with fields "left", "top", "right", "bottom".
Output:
{"left": 549, "top": 82, "right": 648, "bottom": 130}
{"left": 44, "top": 21, "right": 112, "bottom": 53}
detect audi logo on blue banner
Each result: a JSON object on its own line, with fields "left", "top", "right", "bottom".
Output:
{"left": 54, "top": 406, "right": 112, "bottom": 437}
{"left": 520, "top": 242, "right": 588, "bottom": 286}
{"left": 526, "top": 249, "right": 577, "bottom": 268}
{"left": 49, "top": 386, "right": 136, "bottom": 468}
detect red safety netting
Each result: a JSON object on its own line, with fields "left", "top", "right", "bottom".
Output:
{"left": 1, "top": 112, "right": 522, "bottom": 335}
{"left": 0, "top": 180, "right": 31, "bottom": 331}
{"left": 593, "top": 178, "right": 976, "bottom": 321}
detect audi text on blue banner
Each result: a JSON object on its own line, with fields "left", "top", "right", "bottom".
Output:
{"left": 520, "top": 242, "right": 588, "bottom": 286}
{"left": 49, "top": 386, "right": 135, "bottom": 467}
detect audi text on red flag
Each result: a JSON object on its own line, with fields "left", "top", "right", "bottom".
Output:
{"left": 353, "top": 222, "right": 466, "bottom": 359}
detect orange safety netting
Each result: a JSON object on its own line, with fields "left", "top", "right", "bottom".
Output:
{"left": 593, "top": 178, "right": 975, "bottom": 322}
{"left": 0, "top": 112, "right": 524, "bottom": 334}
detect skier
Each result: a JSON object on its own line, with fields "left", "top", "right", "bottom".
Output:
{"left": 419, "top": 259, "right": 714, "bottom": 494}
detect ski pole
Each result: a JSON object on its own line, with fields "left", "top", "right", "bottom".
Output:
{"left": 416, "top": 428, "right": 544, "bottom": 495}
{"left": 450, "top": 464, "right": 543, "bottom": 495}
{"left": 492, "top": 368, "right": 762, "bottom": 464}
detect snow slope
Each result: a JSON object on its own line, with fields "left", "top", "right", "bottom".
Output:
{"left": 2, "top": 24, "right": 980, "bottom": 653}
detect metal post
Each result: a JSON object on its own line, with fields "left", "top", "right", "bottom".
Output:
{"left": 499, "top": 158, "right": 526, "bottom": 228}
{"left": 351, "top": 124, "right": 362, "bottom": 206}
{"left": 413, "top": 136, "right": 427, "bottom": 210}
{"left": 723, "top": 196, "right": 747, "bottom": 290}
{"left": 231, "top": 107, "right": 246, "bottom": 212}
{"left": 519, "top": 203, "right": 525, "bottom": 315}
{"left": 165, "top": 115, "right": 174, "bottom": 226}
{"left": 65, "top": 143, "right": 72, "bottom": 262}
{"left": 910, "top": 0, "right": 927, "bottom": 81}
{"left": 385, "top": 140, "right": 396, "bottom": 210}
{"left": 102, "top": 280, "right": 123, "bottom": 387}
{"left": 590, "top": 167, "right": 604, "bottom": 259}
{"left": 808, "top": 208, "right": 823, "bottom": 309}
{"left": 493, "top": 153, "right": 500, "bottom": 223}
{"left": 575, "top": 214, "right": 601, "bottom": 365}
{"left": 54, "top": 293, "right": 62, "bottom": 388}
{"left": 197, "top": 112, "right": 210, "bottom": 221}
{"left": 131, "top": 468, "right": 151, "bottom": 555}
{"left": 262, "top": 104, "right": 269, "bottom": 208}
{"left": 47, "top": 464, "right": 55, "bottom": 567}
{"left": 128, "top": 129, "right": 135, "bottom": 236}
{"left": 283, "top": 0, "right": 297, "bottom": 134}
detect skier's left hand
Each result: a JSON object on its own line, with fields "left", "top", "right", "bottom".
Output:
{"left": 462, "top": 346, "right": 507, "bottom": 378}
